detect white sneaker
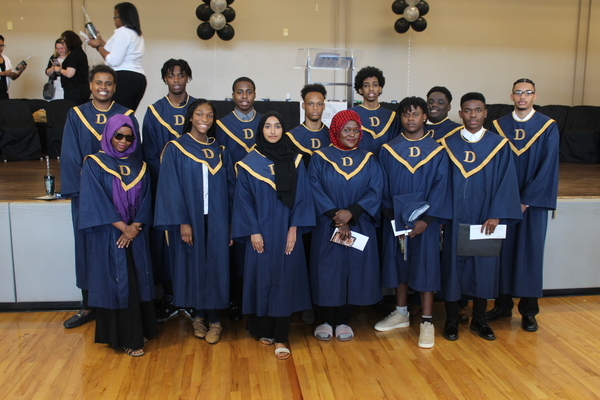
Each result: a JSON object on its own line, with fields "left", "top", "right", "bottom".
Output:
{"left": 418, "top": 321, "right": 435, "bottom": 348}
{"left": 374, "top": 310, "right": 410, "bottom": 331}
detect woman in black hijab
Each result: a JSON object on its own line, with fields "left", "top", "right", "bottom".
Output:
{"left": 231, "top": 111, "right": 315, "bottom": 360}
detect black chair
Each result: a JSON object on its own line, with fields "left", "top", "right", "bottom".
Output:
{"left": 484, "top": 104, "right": 513, "bottom": 130}
{"left": 45, "top": 99, "right": 76, "bottom": 158}
{"left": 0, "top": 99, "right": 42, "bottom": 161}
{"left": 559, "top": 106, "right": 600, "bottom": 163}
{"left": 537, "top": 105, "right": 570, "bottom": 133}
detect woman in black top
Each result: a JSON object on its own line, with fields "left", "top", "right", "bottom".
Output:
{"left": 54, "top": 31, "right": 90, "bottom": 105}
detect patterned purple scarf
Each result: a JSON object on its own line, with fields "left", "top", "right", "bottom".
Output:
{"left": 100, "top": 114, "right": 141, "bottom": 224}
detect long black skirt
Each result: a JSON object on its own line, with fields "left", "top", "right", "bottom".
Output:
{"left": 95, "top": 247, "right": 158, "bottom": 350}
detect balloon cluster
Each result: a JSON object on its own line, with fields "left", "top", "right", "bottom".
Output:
{"left": 392, "top": 0, "right": 429, "bottom": 33}
{"left": 196, "top": 0, "right": 236, "bottom": 41}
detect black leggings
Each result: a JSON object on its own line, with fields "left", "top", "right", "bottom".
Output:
{"left": 113, "top": 70, "right": 146, "bottom": 111}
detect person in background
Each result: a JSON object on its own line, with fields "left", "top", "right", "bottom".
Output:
{"left": 45, "top": 38, "right": 67, "bottom": 100}
{"left": 0, "top": 34, "right": 27, "bottom": 99}
{"left": 79, "top": 114, "right": 157, "bottom": 357}
{"left": 56, "top": 31, "right": 90, "bottom": 105}
{"left": 142, "top": 58, "right": 195, "bottom": 323}
{"left": 88, "top": 2, "right": 146, "bottom": 111}
{"left": 425, "top": 86, "right": 461, "bottom": 141}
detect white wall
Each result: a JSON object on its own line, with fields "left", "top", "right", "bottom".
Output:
{"left": 3, "top": 0, "right": 599, "bottom": 125}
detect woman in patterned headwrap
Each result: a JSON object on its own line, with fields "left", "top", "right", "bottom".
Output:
{"left": 79, "top": 114, "right": 157, "bottom": 356}
{"left": 308, "top": 109, "right": 384, "bottom": 342}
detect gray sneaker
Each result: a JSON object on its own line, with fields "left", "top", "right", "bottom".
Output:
{"left": 374, "top": 310, "right": 410, "bottom": 331}
{"left": 418, "top": 321, "right": 435, "bottom": 348}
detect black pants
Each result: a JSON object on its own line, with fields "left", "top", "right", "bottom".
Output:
{"left": 316, "top": 304, "right": 356, "bottom": 326}
{"left": 495, "top": 293, "right": 539, "bottom": 317}
{"left": 113, "top": 70, "right": 146, "bottom": 111}
{"left": 246, "top": 315, "right": 291, "bottom": 343}
{"left": 446, "top": 297, "right": 487, "bottom": 321}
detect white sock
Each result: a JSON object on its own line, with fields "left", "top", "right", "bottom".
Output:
{"left": 396, "top": 306, "right": 408, "bottom": 316}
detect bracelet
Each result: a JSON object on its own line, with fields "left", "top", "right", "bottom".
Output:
{"left": 96, "top": 44, "right": 103, "bottom": 50}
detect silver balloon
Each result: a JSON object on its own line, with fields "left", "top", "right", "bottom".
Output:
{"left": 209, "top": 12, "right": 226, "bottom": 30}
{"left": 404, "top": 6, "right": 420, "bottom": 22}
{"left": 210, "top": 0, "right": 227, "bottom": 13}
{"left": 406, "top": 0, "right": 419, "bottom": 5}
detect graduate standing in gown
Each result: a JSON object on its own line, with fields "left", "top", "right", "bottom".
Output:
{"left": 308, "top": 109, "right": 383, "bottom": 342}
{"left": 142, "top": 58, "right": 196, "bottom": 323}
{"left": 154, "top": 99, "right": 236, "bottom": 345}
{"left": 376, "top": 97, "right": 451, "bottom": 349}
{"left": 425, "top": 86, "right": 462, "bottom": 141}
{"left": 61, "top": 64, "right": 139, "bottom": 329}
{"left": 486, "top": 79, "right": 559, "bottom": 332}
{"left": 232, "top": 111, "right": 314, "bottom": 360}
{"left": 438, "top": 92, "right": 522, "bottom": 342}
{"left": 79, "top": 114, "right": 157, "bottom": 357}
{"left": 349, "top": 66, "right": 398, "bottom": 156}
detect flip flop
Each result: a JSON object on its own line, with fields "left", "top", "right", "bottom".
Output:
{"left": 274, "top": 346, "right": 291, "bottom": 360}
{"left": 314, "top": 323, "right": 333, "bottom": 341}
{"left": 259, "top": 337, "right": 275, "bottom": 347}
{"left": 123, "top": 348, "right": 145, "bottom": 357}
{"left": 335, "top": 324, "right": 354, "bottom": 341}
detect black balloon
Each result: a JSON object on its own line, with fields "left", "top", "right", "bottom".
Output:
{"left": 411, "top": 17, "right": 427, "bottom": 32}
{"left": 196, "top": 4, "right": 213, "bottom": 22}
{"left": 197, "top": 22, "right": 215, "bottom": 40}
{"left": 416, "top": 1, "right": 429, "bottom": 16}
{"left": 392, "top": 0, "right": 408, "bottom": 15}
{"left": 217, "top": 24, "right": 235, "bottom": 41}
{"left": 222, "top": 6, "right": 236, "bottom": 23}
{"left": 226, "top": 0, "right": 235, "bottom": 4}
{"left": 394, "top": 18, "right": 410, "bottom": 34}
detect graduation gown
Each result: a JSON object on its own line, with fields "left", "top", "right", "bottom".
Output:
{"left": 231, "top": 150, "right": 315, "bottom": 317}
{"left": 142, "top": 95, "right": 195, "bottom": 283}
{"left": 425, "top": 118, "right": 462, "bottom": 141}
{"left": 492, "top": 111, "right": 559, "bottom": 298}
{"left": 60, "top": 101, "right": 139, "bottom": 290}
{"left": 79, "top": 152, "right": 154, "bottom": 309}
{"left": 379, "top": 133, "right": 452, "bottom": 292}
{"left": 308, "top": 146, "right": 383, "bottom": 306}
{"left": 287, "top": 123, "right": 330, "bottom": 156}
{"left": 154, "top": 134, "right": 236, "bottom": 310}
{"left": 439, "top": 130, "right": 522, "bottom": 301}
{"left": 350, "top": 105, "right": 398, "bottom": 156}
{"left": 215, "top": 111, "right": 262, "bottom": 164}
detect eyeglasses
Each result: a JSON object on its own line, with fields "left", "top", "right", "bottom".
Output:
{"left": 114, "top": 133, "right": 135, "bottom": 142}
{"left": 113, "top": 15, "right": 120, "bottom": 20}
{"left": 0, "top": 45, "right": 6, "bottom": 48}
{"left": 513, "top": 90, "right": 535, "bottom": 97}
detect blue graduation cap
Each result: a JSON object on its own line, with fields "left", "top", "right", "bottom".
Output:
{"left": 393, "top": 192, "right": 430, "bottom": 228}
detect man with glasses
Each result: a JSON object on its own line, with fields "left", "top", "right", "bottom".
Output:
{"left": 485, "top": 79, "right": 559, "bottom": 332}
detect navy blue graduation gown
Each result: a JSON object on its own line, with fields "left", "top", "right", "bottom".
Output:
{"left": 60, "top": 101, "right": 139, "bottom": 290}
{"left": 492, "top": 111, "right": 559, "bottom": 298}
{"left": 215, "top": 111, "right": 262, "bottom": 164}
{"left": 287, "top": 123, "right": 330, "bottom": 156}
{"left": 142, "top": 95, "right": 195, "bottom": 283}
{"left": 154, "top": 135, "right": 236, "bottom": 310}
{"left": 308, "top": 146, "right": 383, "bottom": 306}
{"left": 379, "top": 134, "right": 452, "bottom": 292}
{"left": 425, "top": 117, "right": 462, "bottom": 141}
{"left": 350, "top": 105, "right": 398, "bottom": 156}
{"left": 78, "top": 152, "right": 154, "bottom": 309}
{"left": 439, "top": 130, "right": 522, "bottom": 301}
{"left": 231, "top": 151, "right": 315, "bottom": 317}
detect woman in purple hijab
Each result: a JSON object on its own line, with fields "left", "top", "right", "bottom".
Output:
{"left": 78, "top": 114, "right": 157, "bottom": 357}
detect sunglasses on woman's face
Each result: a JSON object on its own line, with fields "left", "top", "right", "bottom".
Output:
{"left": 114, "top": 133, "right": 135, "bottom": 143}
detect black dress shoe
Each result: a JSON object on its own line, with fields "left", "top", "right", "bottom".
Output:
{"left": 443, "top": 319, "right": 459, "bottom": 341}
{"left": 63, "top": 309, "right": 95, "bottom": 329}
{"left": 484, "top": 307, "right": 512, "bottom": 321}
{"left": 522, "top": 316, "right": 538, "bottom": 332}
{"left": 470, "top": 319, "right": 496, "bottom": 340}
